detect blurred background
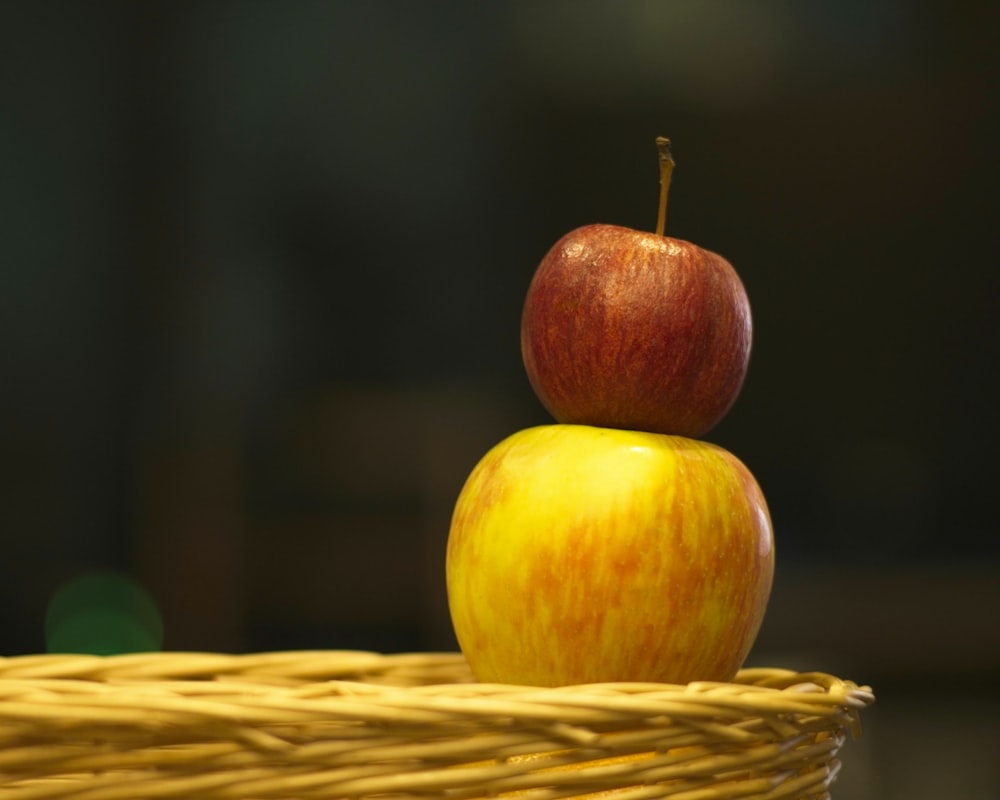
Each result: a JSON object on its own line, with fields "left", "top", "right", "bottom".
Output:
{"left": 1, "top": 1, "right": 998, "bottom": 797}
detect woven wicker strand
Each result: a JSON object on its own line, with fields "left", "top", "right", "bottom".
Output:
{"left": 0, "top": 651, "right": 874, "bottom": 799}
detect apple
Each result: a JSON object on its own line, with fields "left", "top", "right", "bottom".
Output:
{"left": 520, "top": 139, "right": 751, "bottom": 438}
{"left": 446, "top": 424, "right": 774, "bottom": 687}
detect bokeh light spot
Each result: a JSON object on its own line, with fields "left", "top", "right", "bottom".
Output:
{"left": 45, "top": 570, "right": 164, "bottom": 654}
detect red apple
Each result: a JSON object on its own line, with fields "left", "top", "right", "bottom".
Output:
{"left": 446, "top": 424, "right": 774, "bottom": 687}
{"left": 521, "top": 139, "right": 751, "bottom": 438}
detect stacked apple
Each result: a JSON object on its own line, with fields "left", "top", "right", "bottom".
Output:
{"left": 446, "top": 140, "right": 774, "bottom": 687}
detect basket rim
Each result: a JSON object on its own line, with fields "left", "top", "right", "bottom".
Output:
{"left": 0, "top": 649, "right": 875, "bottom": 708}
{"left": 0, "top": 651, "right": 875, "bottom": 800}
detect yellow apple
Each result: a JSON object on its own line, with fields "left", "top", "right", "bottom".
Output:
{"left": 446, "top": 424, "right": 774, "bottom": 687}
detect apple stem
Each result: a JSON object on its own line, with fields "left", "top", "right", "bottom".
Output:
{"left": 655, "top": 137, "right": 674, "bottom": 237}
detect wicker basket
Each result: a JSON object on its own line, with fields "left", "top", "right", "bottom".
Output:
{"left": 0, "top": 650, "right": 873, "bottom": 799}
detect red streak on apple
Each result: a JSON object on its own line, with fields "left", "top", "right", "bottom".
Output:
{"left": 521, "top": 224, "right": 751, "bottom": 438}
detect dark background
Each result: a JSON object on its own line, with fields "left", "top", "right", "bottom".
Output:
{"left": 1, "top": 3, "right": 998, "bottom": 797}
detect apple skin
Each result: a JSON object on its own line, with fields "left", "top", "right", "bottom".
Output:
{"left": 446, "top": 424, "right": 774, "bottom": 687}
{"left": 521, "top": 224, "right": 752, "bottom": 438}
